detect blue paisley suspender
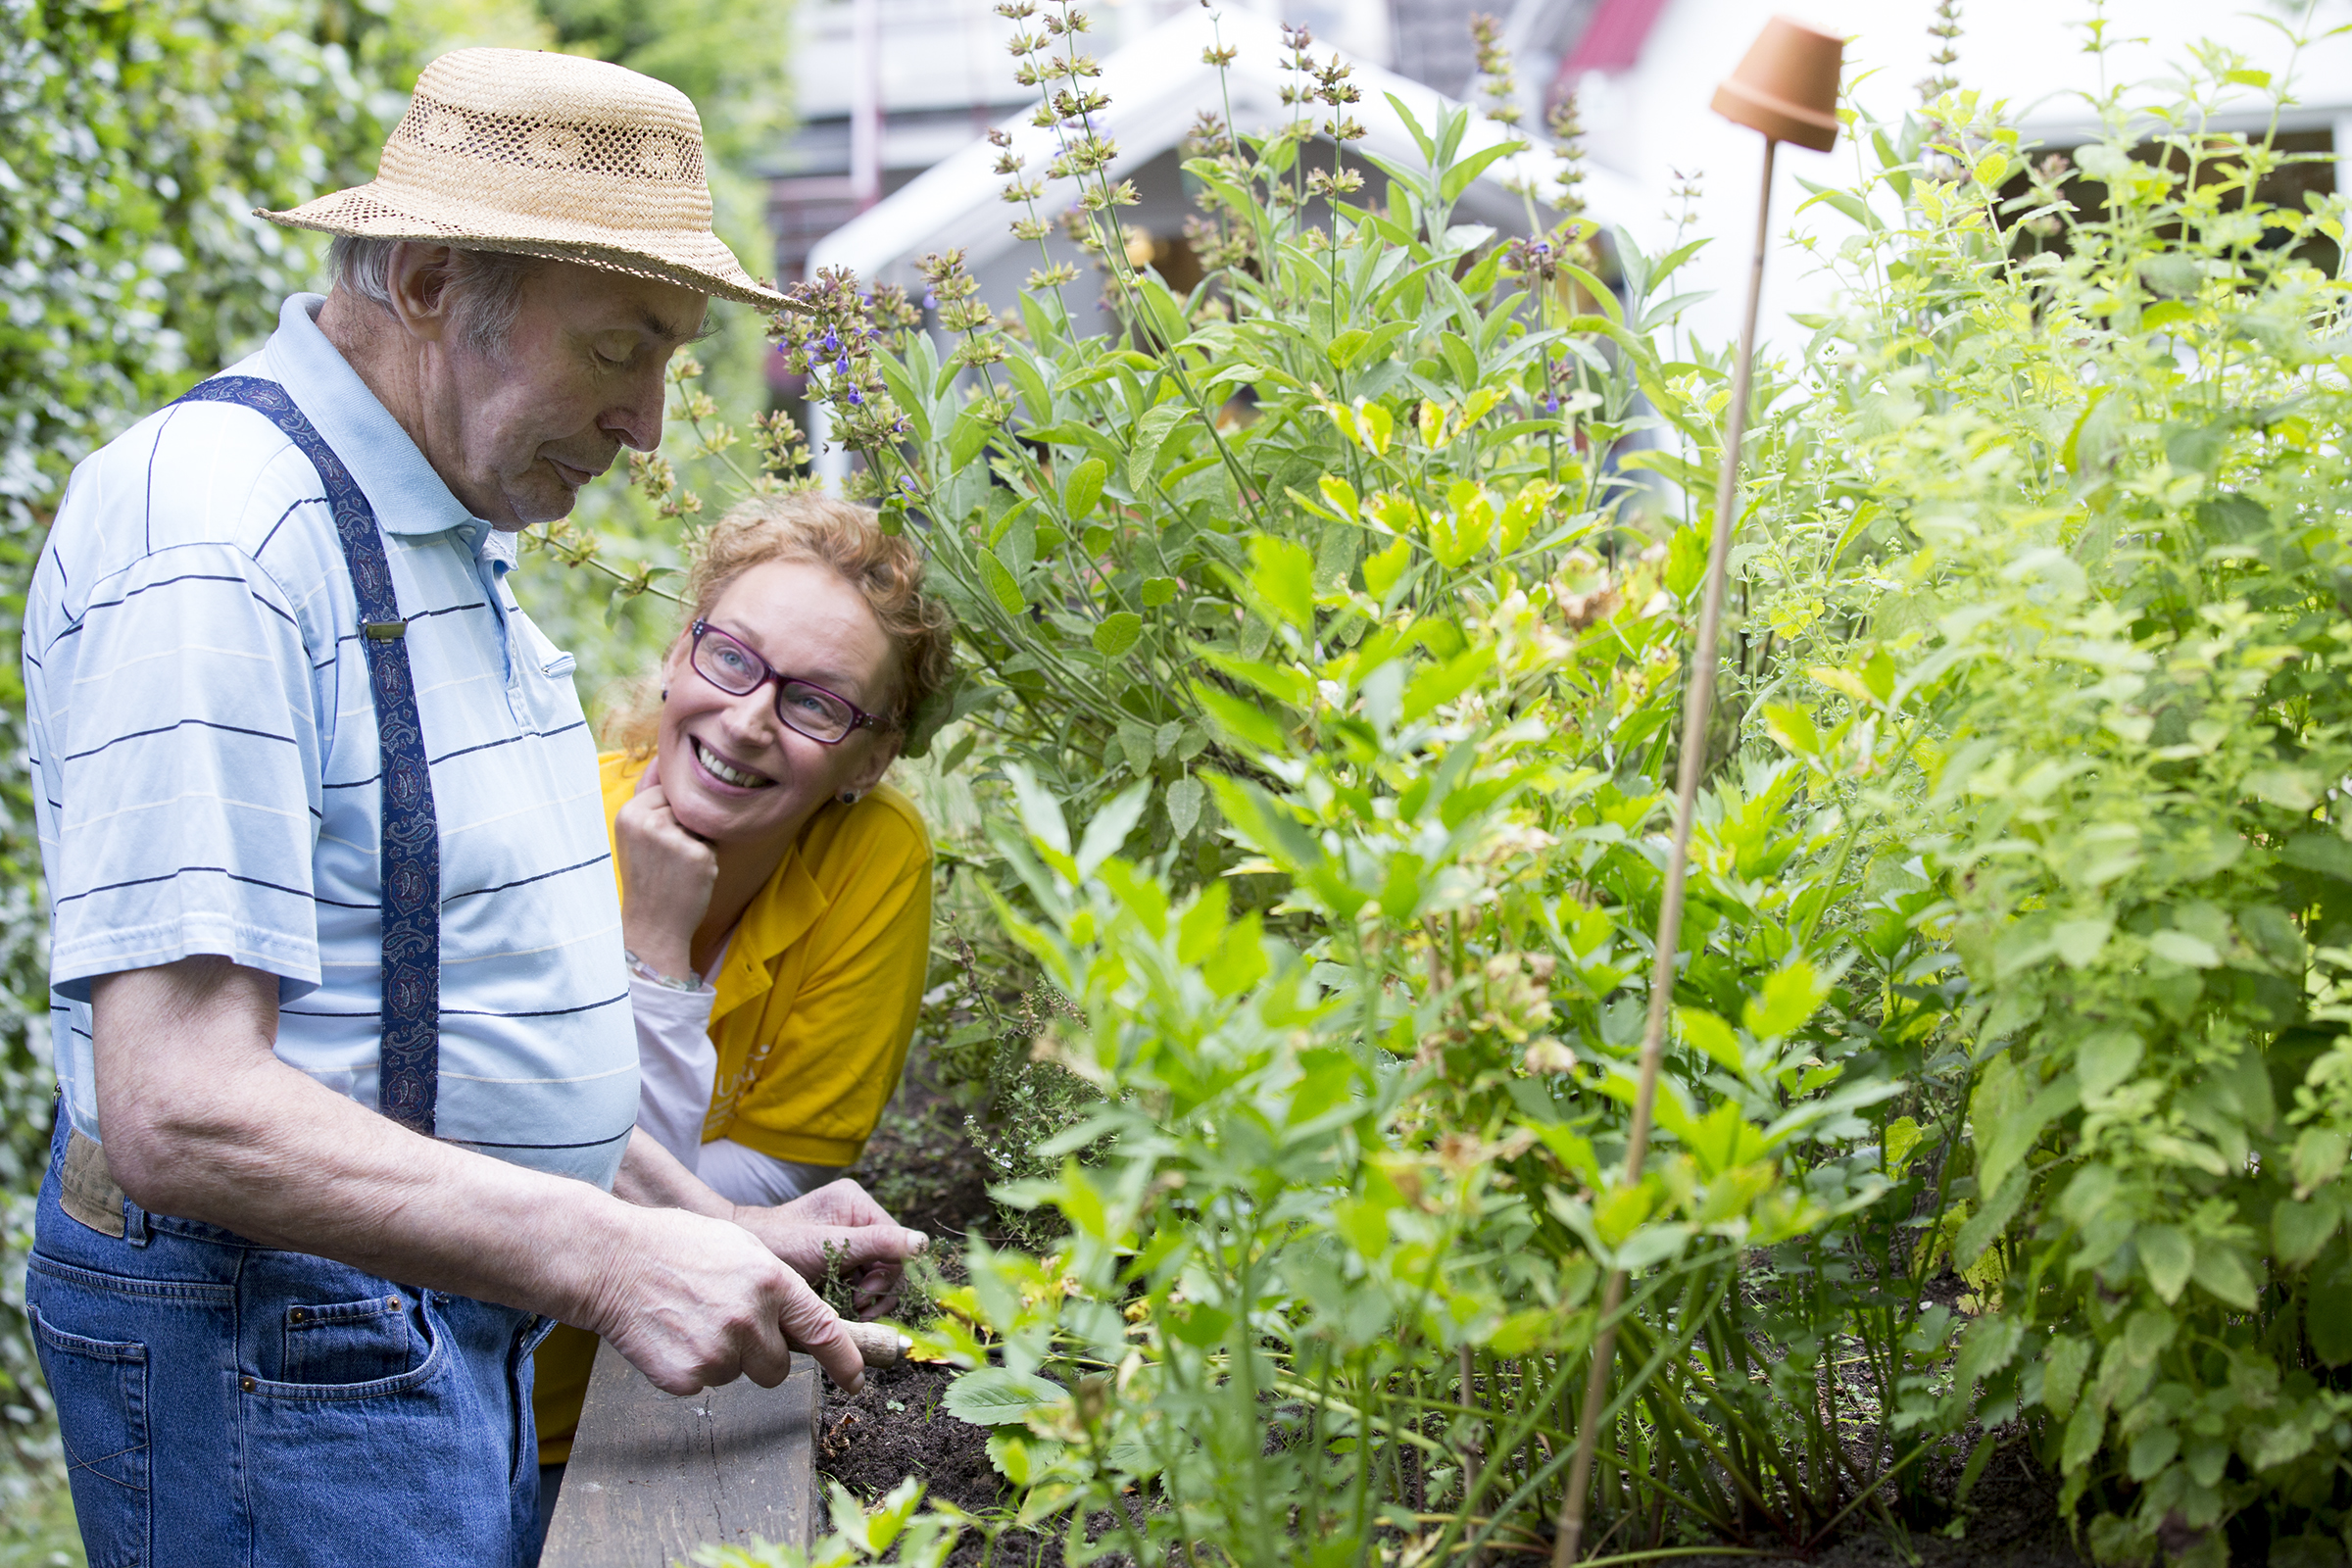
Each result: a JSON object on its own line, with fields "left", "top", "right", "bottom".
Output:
{"left": 173, "top": 377, "right": 442, "bottom": 1135}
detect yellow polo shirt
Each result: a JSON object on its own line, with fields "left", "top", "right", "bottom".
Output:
{"left": 533, "top": 749, "right": 932, "bottom": 1465}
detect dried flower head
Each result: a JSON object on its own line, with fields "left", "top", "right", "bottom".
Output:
{"left": 1547, "top": 92, "right": 1588, "bottom": 217}
{"left": 1918, "top": 0, "right": 1962, "bottom": 102}
{"left": 1469, "top": 15, "right": 1522, "bottom": 127}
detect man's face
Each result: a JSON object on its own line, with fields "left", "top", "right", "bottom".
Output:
{"left": 431, "top": 260, "right": 707, "bottom": 529}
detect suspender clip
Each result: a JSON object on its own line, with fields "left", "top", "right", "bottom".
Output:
{"left": 364, "top": 619, "right": 408, "bottom": 641}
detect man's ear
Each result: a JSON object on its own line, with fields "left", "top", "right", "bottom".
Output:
{"left": 383, "top": 242, "right": 464, "bottom": 344}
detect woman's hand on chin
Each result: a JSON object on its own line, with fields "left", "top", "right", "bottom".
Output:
{"left": 616, "top": 776, "right": 718, "bottom": 980}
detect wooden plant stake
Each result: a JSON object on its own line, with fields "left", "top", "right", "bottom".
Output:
{"left": 1548, "top": 18, "right": 1843, "bottom": 1567}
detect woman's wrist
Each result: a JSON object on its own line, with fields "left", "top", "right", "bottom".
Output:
{"left": 619, "top": 911, "right": 695, "bottom": 982}
{"left": 624, "top": 946, "right": 707, "bottom": 992}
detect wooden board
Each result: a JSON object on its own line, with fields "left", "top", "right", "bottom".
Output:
{"left": 542, "top": 1339, "right": 820, "bottom": 1566}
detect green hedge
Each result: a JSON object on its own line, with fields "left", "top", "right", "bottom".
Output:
{"left": 0, "top": 0, "right": 420, "bottom": 1477}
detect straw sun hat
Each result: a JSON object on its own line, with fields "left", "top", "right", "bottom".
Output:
{"left": 263, "top": 48, "right": 786, "bottom": 309}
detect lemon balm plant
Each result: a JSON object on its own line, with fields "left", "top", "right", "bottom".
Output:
{"left": 759, "top": 32, "right": 1980, "bottom": 1557}
{"left": 1765, "top": 17, "right": 2352, "bottom": 1562}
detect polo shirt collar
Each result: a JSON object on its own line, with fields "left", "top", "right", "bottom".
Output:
{"left": 710, "top": 847, "right": 831, "bottom": 1023}
{"left": 261, "top": 294, "right": 495, "bottom": 553}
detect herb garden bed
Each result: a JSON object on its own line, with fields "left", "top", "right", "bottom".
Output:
{"left": 813, "top": 1278, "right": 2094, "bottom": 1568}
{"left": 829, "top": 1092, "right": 2096, "bottom": 1568}
{"left": 813, "top": 1365, "right": 2095, "bottom": 1568}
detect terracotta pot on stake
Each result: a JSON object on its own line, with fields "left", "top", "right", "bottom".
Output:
{"left": 1547, "top": 18, "right": 1841, "bottom": 1568}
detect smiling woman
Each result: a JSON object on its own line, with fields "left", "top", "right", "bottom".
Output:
{"left": 530, "top": 493, "right": 955, "bottom": 1474}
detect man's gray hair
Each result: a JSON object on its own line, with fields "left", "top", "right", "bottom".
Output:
{"left": 328, "top": 236, "right": 542, "bottom": 356}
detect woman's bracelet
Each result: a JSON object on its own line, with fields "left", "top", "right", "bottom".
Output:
{"left": 624, "top": 948, "right": 710, "bottom": 993}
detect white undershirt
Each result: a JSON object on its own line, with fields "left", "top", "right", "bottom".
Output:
{"left": 630, "top": 929, "right": 842, "bottom": 1206}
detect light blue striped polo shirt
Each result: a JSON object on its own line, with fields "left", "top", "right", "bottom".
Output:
{"left": 25, "top": 293, "right": 639, "bottom": 1188}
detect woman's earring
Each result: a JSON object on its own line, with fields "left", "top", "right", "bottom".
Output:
{"left": 838, "top": 789, "right": 859, "bottom": 805}
{"left": 660, "top": 686, "right": 669, "bottom": 701}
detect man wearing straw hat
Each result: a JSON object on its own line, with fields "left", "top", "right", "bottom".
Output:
{"left": 20, "top": 48, "right": 922, "bottom": 1566}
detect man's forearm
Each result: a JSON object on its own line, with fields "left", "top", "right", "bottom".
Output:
{"left": 91, "top": 957, "right": 645, "bottom": 1331}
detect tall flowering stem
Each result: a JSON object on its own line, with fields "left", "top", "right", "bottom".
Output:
{"left": 996, "top": 1, "right": 1084, "bottom": 307}
{"left": 999, "top": 0, "right": 1265, "bottom": 527}
{"left": 1469, "top": 14, "right": 1520, "bottom": 127}
{"left": 774, "top": 267, "right": 922, "bottom": 506}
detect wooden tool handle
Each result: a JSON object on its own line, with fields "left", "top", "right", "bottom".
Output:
{"left": 843, "top": 1319, "right": 910, "bottom": 1367}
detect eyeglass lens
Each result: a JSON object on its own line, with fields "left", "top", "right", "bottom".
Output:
{"left": 692, "top": 625, "right": 857, "bottom": 744}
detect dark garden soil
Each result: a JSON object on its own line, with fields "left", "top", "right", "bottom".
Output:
{"left": 819, "top": 1357, "right": 1067, "bottom": 1568}
{"left": 1679, "top": 1441, "right": 2090, "bottom": 1568}
{"left": 831, "top": 1058, "right": 1067, "bottom": 1567}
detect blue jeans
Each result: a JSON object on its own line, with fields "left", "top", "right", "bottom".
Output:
{"left": 25, "top": 1117, "right": 553, "bottom": 1567}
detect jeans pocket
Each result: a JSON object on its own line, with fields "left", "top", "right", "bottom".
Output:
{"left": 28, "top": 1301, "right": 150, "bottom": 1568}
{"left": 246, "top": 1288, "right": 445, "bottom": 1401}
{"left": 280, "top": 1292, "right": 417, "bottom": 1386}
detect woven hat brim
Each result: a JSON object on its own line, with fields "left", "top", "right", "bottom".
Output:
{"left": 264, "top": 182, "right": 790, "bottom": 310}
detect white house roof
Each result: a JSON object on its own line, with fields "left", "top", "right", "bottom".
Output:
{"left": 806, "top": 7, "right": 1647, "bottom": 285}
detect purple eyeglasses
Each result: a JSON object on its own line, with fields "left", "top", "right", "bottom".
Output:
{"left": 688, "top": 620, "right": 894, "bottom": 745}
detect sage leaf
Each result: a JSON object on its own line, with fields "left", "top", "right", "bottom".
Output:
{"left": 2139, "top": 1224, "right": 2194, "bottom": 1303}
{"left": 1166, "top": 775, "right": 1203, "bottom": 840}
{"left": 1093, "top": 611, "right": 1143, "bottom": 658}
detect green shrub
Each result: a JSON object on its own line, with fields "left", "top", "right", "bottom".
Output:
{"left": 1773, "top": 33, "right": 2352, "bottom": 1566}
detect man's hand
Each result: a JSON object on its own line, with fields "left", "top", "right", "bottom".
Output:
{"left": 733, "top": 1179, "right": 926, "bottom": 1320}
{"left": 581, "top": 1202, "right": 867, "bottom": 1395}
{"left": 614, "top": 1133, "right": 922, "bottom": 1333}
{"left": 615, "top": 779, "right": 717, "bottom": 980}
